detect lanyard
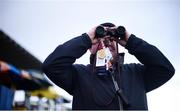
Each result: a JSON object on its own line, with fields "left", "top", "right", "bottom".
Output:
{"left": 109, "top": 62, "right": 129, "bottom": 110}
{"left": 110, "top": 69, "right": 123, "bottom": 110}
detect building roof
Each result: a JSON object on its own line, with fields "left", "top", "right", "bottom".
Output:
{"left": 0, "top": 30, "right": 42, "bottom": 72}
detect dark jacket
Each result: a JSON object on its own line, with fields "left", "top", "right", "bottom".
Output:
{"left": 42, "top": 34, "right": 175, "bottom": 110}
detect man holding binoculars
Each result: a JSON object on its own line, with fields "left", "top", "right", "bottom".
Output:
{"left": 43, "top": 23, "right": 175, "bottom": 110}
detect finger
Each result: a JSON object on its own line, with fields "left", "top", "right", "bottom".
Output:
{"left": 118, "top": 39, "right": 127, "bottom": 47}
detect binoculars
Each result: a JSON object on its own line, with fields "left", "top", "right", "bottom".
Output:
{"left": 95, "top": 26, "right": 126, "bottom": 39}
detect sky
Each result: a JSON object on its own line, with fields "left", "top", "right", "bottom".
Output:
{"left": 0, "top": 0, "right": 180, "bottom": 110}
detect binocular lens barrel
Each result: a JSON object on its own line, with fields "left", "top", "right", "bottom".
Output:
{"left": 117, "top": 26, "right": 126, "bottom": 39}
{"left": 95, "top": 26, "right": 106, "bottom": 38}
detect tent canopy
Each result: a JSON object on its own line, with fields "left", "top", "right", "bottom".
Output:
{"left": 0, "top": 30, "right": 42, "bottom": 71}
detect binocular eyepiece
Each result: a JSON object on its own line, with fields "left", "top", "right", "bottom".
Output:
{"left": 95, "top": 26, "right": 126, "bottom": 39}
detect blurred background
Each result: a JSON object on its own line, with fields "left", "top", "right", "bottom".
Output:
{"left": 0, "top": 0, "right": 179, "bottom": 110}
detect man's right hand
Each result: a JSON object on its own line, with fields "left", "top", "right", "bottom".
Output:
{"left": 87, "top": 26, "right": 101, "bottom": 54}
{"left": 87, "top": 26, "right": 99, "bottom": 44}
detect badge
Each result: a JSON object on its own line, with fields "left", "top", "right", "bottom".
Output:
{"left": 96, "top": 57, "right": 106, "bottom": 67}
{"left": 105, "top": 47, "right": 112, "bottom": 61}
{"left": 97, "top": 49, "right": 106, "bottom": 59}
{"left": 95, "top": 40, "right": 113, "bottom": 70}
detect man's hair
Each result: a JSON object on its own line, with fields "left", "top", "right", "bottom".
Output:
{"left": 100, "top": 22, "right": 116, "bottom": 27}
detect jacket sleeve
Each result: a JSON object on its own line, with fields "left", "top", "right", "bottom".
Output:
{"left": 125, "top": 34, "right": 175, "bottom": 92}
{"left": 42, "top": 33, "right": 92, "bottom": 95}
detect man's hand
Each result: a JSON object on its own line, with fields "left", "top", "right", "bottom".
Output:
{"left": 115, "top": 30, "right": 131, "bottom": 47}
{"left": 87, "top": 26, "right": 99, "bottom": 44}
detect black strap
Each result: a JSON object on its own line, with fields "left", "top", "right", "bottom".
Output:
{"left": 110, "top": 69, "right": 129, "bottom": 110}
{"left": 109, "top": 52, "right": 129, "bottom": 110}
{"left": 110, "top": 71, "right": 123, "bottom": 110}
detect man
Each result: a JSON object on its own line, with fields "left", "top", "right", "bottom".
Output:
{"left": 42, "top": 23, "right": 175, "bottom": 110}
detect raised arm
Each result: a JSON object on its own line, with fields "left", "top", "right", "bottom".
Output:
{"left": 125, "top": 34, "right": 175, "bottom": 92}
{"left": 42, "top": 33, "right": 92, "bottom": 94}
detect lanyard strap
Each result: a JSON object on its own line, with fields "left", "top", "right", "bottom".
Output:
{"left": 109, "top": 62, "right": 129, "bottom": 110}
{"left": 110, "top": 71, "right": 124, "bottom": 110}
